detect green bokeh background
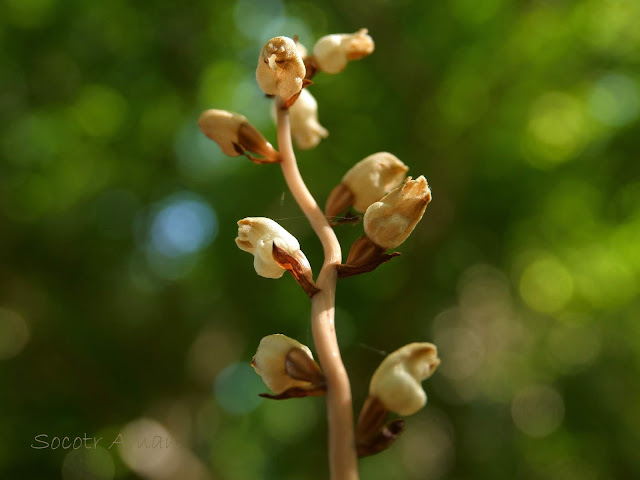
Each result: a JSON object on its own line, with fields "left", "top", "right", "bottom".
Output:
{"left": 2, "top": 0, "right": 640, "bottom": 478}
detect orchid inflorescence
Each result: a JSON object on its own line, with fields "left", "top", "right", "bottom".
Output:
{"left": 199, "top": 28, "right": 440, "bottom": 476}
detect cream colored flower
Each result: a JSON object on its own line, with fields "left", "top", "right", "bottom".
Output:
{"left": 363, "top": 176, "right": 431, "bottom": 249}
{"left": 252, "top": 334, "right": 316, "bottom": 394}
{"left": 272, "top": 89, "right": 328, "bottom": 149}
{"left": 313, "top": 28, "right": 374, "bottom": 74}
{"left": 197, "top": 109, "right": 248, "bottom": 157}
{"left": 369, "top": 343, "right": 440, "bottom": 416}
{"left": 342, "top": 152, "right": 408, "bottom": 212}
{"left": 295, "top": 40, "right": 308, "bottom": 60}
{"left": 256, "top": 36, "right": 306, "bottom": 99}
{"left": 198, "top": 109, "right": 277, "bottom": 161}
{"left": 235, "top": 217, "right": 310, "bottom": 279}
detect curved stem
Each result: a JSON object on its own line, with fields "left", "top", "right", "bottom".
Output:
{"left": 276, "top": 102, "right": 359, "bottom": 480}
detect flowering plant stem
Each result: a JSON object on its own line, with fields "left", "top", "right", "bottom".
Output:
{"left": 276, "top": 101, "right": 359, "bottom": 480}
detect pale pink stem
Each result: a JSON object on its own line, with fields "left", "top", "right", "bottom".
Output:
{"left": 276, "top": 101, "right": 359, "bottom": 480}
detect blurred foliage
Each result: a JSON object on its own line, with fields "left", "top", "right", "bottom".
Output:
{"left": 1, "top": 0, "right": 640, "bottom": 479}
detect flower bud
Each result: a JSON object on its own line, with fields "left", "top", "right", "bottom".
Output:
{"left": 369, "top": 343, "right": 440, "bottom": 416}
{"left": 198, "top": 109, "right": 279, "bottom": 163}
{"left": 235, "top": 217, "right": 308, "bottom": 279}
{"left": 295, "top": 40, "right": 308, "bottom": 60}
{"left": 252, "top": 334, "right": 323, "bottom": 395}
{"left": 342, "top": 152, "right": 408, "bottom": 213}
{"left": 272, "top": 89, "right": 328, "bottom": 149}
{"left": 312, "top": 28, "right": 374, "bottom": 74}
{"left": 256, "top": 36, "right": 306, "bottom": 99}
{"left": 363, "top": 176, "right": 431, "bottom": 249}
{"left": 236, "top": 217, "right": 318, "bottom": 296}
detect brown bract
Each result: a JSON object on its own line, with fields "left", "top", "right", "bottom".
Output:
{"left": 272, "top": 243, "right": 320, "bottom": 297}
{"left": 337, "top": 235, "right": 400, "bottom": 278}
{"left": 325, "top": 183, "right": 355, "bottom": 221}
{"left": 258, "top": 347, "right": 327, "bottom": 399}
{"left": 355, "top": 396, "right": 405, "bottom": 458}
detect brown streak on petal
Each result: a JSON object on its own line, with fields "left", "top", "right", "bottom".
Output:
{"left": 285, "top": 348, "right": 325, "bottom": 384}
{"left": 232, "top": 143, "right": 245, "bottom": 155}
{"left": 337, "top": 235, "right": 401, "bottom": 278}
{"left": 272, "top": 243, "right": 320, "bottom": 297}
{"left": 237, "top": 123, "right": 280, "bottom": 164}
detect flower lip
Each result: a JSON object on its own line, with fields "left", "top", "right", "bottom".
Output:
{"left": 252, "top": 334, "right": 318, "bottom": 395}
{"left": 369, "top": 342, "right": 440, "bottom": 416}
{"left": 235, "top": 217, "right": 302, "bottom": 279}
{"left": 235, "top": 217, "right": 317, "bottom": 296}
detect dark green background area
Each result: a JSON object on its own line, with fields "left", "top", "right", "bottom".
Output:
{"left": 1, "top": 0, "right": 639, "bottom": 478}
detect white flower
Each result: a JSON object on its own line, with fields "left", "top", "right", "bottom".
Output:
{"left": 256, "top": 36, "right": 306, "bottom": 99}
{"left": 197, "top": 109, "right": 249, "bottom": 157}
{"left": 364, "top": 176, "right": 431, "bottom": 249}
{"left": 295, "top": 40, "right": 308, "bottom": 60}
{"left": 198, "top": 109, "right": 277, "bottom": 161}
{"left": 235, "top": 217, "right": 309, "bottom": 279}
{"left": 342, "top": 152, "right": 408, "bottom": 212}
{"left": 313, "top": 28, "right": 374, "bottom": 74}
{"left": 369, "top": 343, "right": 440, "bottom": 416}
{"left": 272, "top": 89, "right": 328, "bottom": 149}
{"left": 252, "top": 334, "right": 317, "bottom": 394}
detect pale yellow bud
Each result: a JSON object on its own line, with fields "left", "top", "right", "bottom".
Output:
{"left": 252, "top": 334, "right": 316, "bottom": 394}
{"left": 363, "top": 176, "right": 431, "bottom": 249}
{"left": 342, "top": 152, "right": 408, "bottom": 212}
{"left": 271, "top": 89, "right": 328, "bottom": 149}
{"left": 369, "top": 343, "right": 440, "bottom": 416}
{"left": 256, "top": 36, "right": 306, "bottom": 99}
{"left": 313, "top": 28, "right": 374, "bottom": 74}
{"left": 235, "top": 217, "right": 310, "bottom": 279}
